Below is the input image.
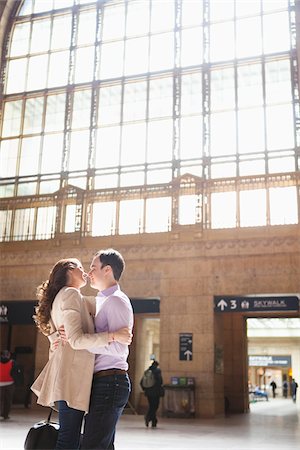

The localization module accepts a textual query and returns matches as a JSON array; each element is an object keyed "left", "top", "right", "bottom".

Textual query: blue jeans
[
  {"left": 55, "top": 400, "right": 84, "bottom": 449},
  {"left": 81, "top": 374, "right": 131, "bottom": 450}
]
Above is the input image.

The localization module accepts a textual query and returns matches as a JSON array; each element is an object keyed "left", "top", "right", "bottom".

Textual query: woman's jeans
[
  {"left": 55, "top": 400, "right": 84, "bottom": 449},
  {"left": 81, "top": 373, "right": 131, "bottom": 450}
]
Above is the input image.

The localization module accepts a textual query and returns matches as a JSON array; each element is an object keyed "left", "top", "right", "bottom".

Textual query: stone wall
[{"left": 1, "top": 225, "right": 300, "bottom": 417}]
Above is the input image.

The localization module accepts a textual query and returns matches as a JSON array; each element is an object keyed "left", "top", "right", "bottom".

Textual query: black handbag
[{"left": 24, "top": 408, "right": 59, "bottom": 450}]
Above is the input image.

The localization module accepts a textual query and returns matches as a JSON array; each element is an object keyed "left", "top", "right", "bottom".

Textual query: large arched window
[{"left": 0, "top": 0, "right": 299, "bottom": 240}]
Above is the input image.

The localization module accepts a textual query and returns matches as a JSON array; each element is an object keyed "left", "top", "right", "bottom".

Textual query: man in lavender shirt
[{"left": 81, "top": 248, "right": 134, "bottom": 450}]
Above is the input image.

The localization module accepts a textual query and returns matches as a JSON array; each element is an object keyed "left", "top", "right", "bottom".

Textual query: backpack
[{"left": 141, "top": 369, "right": 155, "bottom": 389}]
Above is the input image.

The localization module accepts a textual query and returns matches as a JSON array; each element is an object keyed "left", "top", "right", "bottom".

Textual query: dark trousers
[
  {"left": 55, "top": 400, "right": 84, "bottom": 449},
  {"left": 145, "top": 394, "right": 160, "bottom": 426},
  {"left": 0, "top": 384, "right": 14, "bottom": 419},
  {"left": 81, "top": 374, "right": 131, "bottom": 450}
]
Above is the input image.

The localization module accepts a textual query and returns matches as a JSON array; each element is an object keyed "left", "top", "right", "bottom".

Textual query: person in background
[
  {"left": 0, "top": 350, "right": 15, "bottom": 420},
  {"left": 282, "top": 379, "right": 289, "bottom": 398},
  {"left": 270, "top": 380, "right": 277, "bottom": 398},
  {"left": 140, "top": 360, "right": 164, "bottom": 428},
  {"left": 81, "top": 248, "right": 134, "bottom": 450},
  {"left": 31, "top": 258, "right": 132, "bottom": 450},
  {"left": 291, "top": 378, "right": 298, "bottom": 403}
]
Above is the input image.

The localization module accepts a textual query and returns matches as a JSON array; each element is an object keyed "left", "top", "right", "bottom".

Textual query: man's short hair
[{"left": 95, "top": 248, "right": 125, "bottom": 281}]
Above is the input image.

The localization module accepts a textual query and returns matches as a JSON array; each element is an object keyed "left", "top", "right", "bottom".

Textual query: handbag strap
[{"left": 46, "top": 408, "right": 53, "bottom": 423}]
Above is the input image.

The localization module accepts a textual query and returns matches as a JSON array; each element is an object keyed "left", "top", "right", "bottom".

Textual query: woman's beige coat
[{"left": 31, "top": 286, "right": 109, "bottom": 412}]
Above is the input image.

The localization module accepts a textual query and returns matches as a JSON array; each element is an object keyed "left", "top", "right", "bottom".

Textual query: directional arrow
[
  {"left": 217, "top": 299, "right": 228, "bottom": 311},
  {"left": 184, "top": 350, "right": 192, "bottom": 361}
]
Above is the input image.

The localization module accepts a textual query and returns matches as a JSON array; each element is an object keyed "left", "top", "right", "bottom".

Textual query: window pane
[
  {"left": 240, "top": 189, "right": 266, "bottom": 227},
  {"left": 211, "top": 68, "right": 235, "bottom": 111},
  {"left": 263, "top": 12, "right": 290, "bottom": 54},
  {"left": 94, "top": 173, "right": 118, "bottom": 189},
  {"left": 239, "top": 159, "right": 265, "bottom": 176},
  {"left": 99, "top": 41, "right": 124, "bottom": 79},
  {"left": 210, "top": 22, "right": 234, "bottom": 62},
  {"left": 33, "top": 0, "right": 53, "bottom": 14},
  {"left": 2, "top": 100, "right": 22, "bottom": 137},
  {"left": 147, "top": 119, "right": 173, "bottom": 163},
  {"left": 236, "top": 17, "right": 262, "bottom": 58},
  {"left": 0, "top": 185, "right": 15, "bottom": 198},
  {"left": 124, "top": 37, "right": 149, "bottom": 76},
  {"left": 151, "top": 0, "right": 174, "bottom": 32},
  {"left": 265, "top": 59, "right": 292, "bottom": 105},
  {"left": 41, "top": 133, "right": 64, "bottom": 174},
  {"left": 95, "top": 126, "right": 120, "bottom": 168},
  {"left": 181, "top": 72, "right": 202, "bottom": 115},
  {"left": 27, "top": 54, "right": 48, "bottom": 91},
  {"left": 266, "top": 104, "right": 294, "bottom": 150},
  {"left": 98, "top": 85, "right": 122, "bottom": 125},
  {"left": 210, "top": 0, "right": 234, "bottom": 22},
  {"left": 211, "top": 162, "right": 236, "bottom": 178},
  {"left": 268, "top": 156, "right": 295, "bottom": 173},
  {"left": 145, "top": 197, "right": 171, "bottom": 232},
  {"left": 19, "top": 0, "right": 33, "bottom": 16},
  {"left": 210, "top": 111, "right": 236, "bottom": 156},
  {"left": 30, "top": 19, "right": 51, "bottom": 53},
  {"left": 23, "top": 97, "right": 44, "bottom": 134},
  {"left": 102, "top": 3, "right": 125, "bottom": 41},
  {"left": 36, "top": 206, "right": 56, "bottom": 239},
  {"left": 77, "top": 11, "right": 96, "bottom": 45},
  {"left": 126, "top": 1, "right": 149, "bottom": 37},
  {"left": 181, "top": 27, "right": 203, "bottom": 67},
  {"left": 181, "top": 1, "right": 203, "bottom": 27},
  {"left": 72, "top": 90, "right": 92, "bottom": 129},
  {"left": 10, "top": 22, "right": 30, "bottom": 57},
  {"left": 121, "top": 123, "right": 146, "bottom": 165},
  {"left": 270, "top": 187, "right": 297, "bottom": 225},
  {"left": 150, "top": 32, "right": 174, "bottom": 72},
  {"left": 92, "top": 202, "right": 116, "bottom": 236},
  {"left": 236, "top": 0, "right": 261, "bottom": 17},
  {"left": 69, "top": 130, "right": 89, "bottom": 171},
  {"left": 19, "top": 136, "right": 41, "bottom": 176},
  {"left": 17, "top": 182, "right": 37, "bottom": 196},
  {"left": 238, "top": 108, "right": 265, "bottom": 154},
  {"left": 123, "top": 81, "right": 147, "bottom": 122},
  {"left": 146, "top": 169, "right": 172, "bottom": 184},
  {"left": 45, "top": 93, "right": 66, "bottom": 132},
  {"left": 120, "top": 171, "right": 144, "bottom": 187},
  {"left": 39, "top": 180, "right": 60, "bottom": 194},
  {"left": 211, "top": 192, "right": 236, "bottom": 228},
  {"left": 148, "top": 77, "right": 173, "bottom": 118},
  {"left": 48, "top": 51, "right": 69, "bottom": 88},
  {"left": 263, "top": 0, "right": 288, "bottom": 12},
  {"left": 13, "top": 208, "right": 35, "bottom": 240},
  {"left": 65, "top": 204, "right": 76, "bottom": 232},
  {"left": 51, "top": 15, "right": 72, "bottom": 50},
  {"left": 119, "top": 199, "right": 144, "bottom": 234},
  {"left": 6, "top": 58, "right": 27, "bottom": 94},
  {"left": 238, "top": 63, "right": 263, "bottom": 108},
  {"left": 0, "top": 210, "right": 12, "bottom": 242},
  {"left": 180, "top": 116, "right": 202, "bottom": 159},
  {"left": 0, "top": 139, "right": 19, "bottom": 178},
  {"left": 179, "top": 195, "right": 198, "bottom": 225},
  {"left": 74, "top": 46, "right": 95, "bottom": 83}
]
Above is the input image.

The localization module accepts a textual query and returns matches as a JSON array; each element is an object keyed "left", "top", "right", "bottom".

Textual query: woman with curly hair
[{"left": 31, "top": 258, "right": 132, "bottom": 450}]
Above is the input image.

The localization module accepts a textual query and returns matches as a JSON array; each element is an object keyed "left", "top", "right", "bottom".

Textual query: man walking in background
[{"left": 82, "top": 248, "right": 134, "bottom": 450}]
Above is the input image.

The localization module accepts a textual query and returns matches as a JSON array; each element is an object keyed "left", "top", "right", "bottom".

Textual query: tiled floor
[{"left": 1, "top": 398, "right": 299, "bottom": 449}]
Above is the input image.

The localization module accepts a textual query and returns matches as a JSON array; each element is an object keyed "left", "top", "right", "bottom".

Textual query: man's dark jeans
[
  {"left": 81, "top": 373, "right": 131, "bottom": 450},
  {"left": 55, "top": 400, "right": 84, "bottom": 449}
]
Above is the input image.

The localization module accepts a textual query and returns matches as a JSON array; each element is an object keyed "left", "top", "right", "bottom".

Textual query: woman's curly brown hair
[{"left": 33, "top": 259, "right": 78, "bottom": 335}]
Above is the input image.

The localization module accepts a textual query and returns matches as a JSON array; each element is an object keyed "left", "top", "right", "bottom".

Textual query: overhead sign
[
  {"left": 179, "top": 333, "right": 193, "bottom": 361},
  {"left": 214, "top": 295, "right": 299, "bottom": 313},
  {"left": 249, "top": 355, "right": 291, "bottom": 367}
]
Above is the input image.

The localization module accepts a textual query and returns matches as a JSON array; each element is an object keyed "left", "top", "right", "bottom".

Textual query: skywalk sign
[{"left": 214, "top": 295, "right": 299, "bottom": 313}]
